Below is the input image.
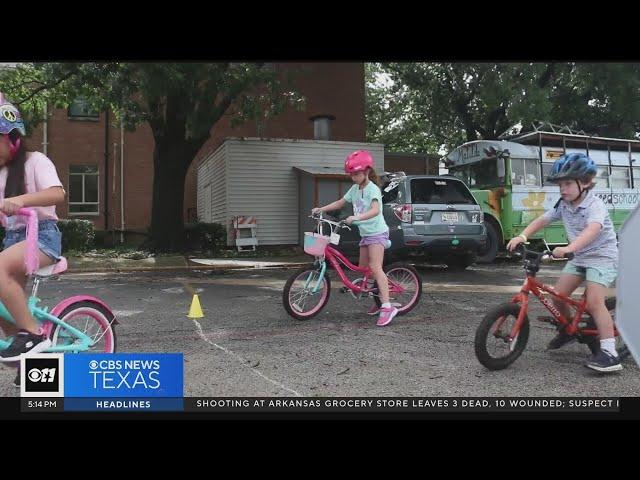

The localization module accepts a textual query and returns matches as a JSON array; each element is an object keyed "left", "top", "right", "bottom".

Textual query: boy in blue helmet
[{"left": 507, "top": 153, "right": 621, "bottom": 372}]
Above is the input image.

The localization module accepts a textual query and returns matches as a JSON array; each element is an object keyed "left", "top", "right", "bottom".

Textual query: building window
[
  {"left": 68, "top": 98, "right": 99, "bottom": 120},
  {"left": 69, "top": 165, "right": 99, "bottom": 215}
]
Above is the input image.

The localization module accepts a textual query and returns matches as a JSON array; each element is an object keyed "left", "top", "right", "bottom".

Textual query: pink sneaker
[
  {"left": 377, "top": 306, "right": 399, "bottom": 326},
  {"left": 367, "top": 305, "right": 381, "bottom": 316}
]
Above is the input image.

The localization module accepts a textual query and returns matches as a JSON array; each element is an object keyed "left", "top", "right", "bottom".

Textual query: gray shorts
[{"left": 562, "top": 262, "right": 617, "bottom": 288}]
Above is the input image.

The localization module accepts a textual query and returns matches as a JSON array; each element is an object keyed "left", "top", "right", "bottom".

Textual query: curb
[{"left": 66, "top": 262, "right": 309, "bottom": 274}]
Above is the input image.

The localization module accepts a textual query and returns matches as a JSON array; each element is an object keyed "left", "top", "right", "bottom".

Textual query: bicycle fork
[
  {"left": 304, "top": 261, "right": 327, "bottom": 294},
  {"left": 492, "top": 292, "right": 529, "bottom": 349}
]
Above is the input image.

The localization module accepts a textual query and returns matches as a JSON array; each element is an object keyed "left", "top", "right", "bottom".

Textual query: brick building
[{"left": 18, "top": 63, "right": 366, "bottom": 241}]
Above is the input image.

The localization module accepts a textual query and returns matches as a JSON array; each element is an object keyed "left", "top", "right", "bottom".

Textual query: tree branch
[
  {"left": 14, "top": 70, "right": 77, "bottom": 106},
  {"left": 537, "top": 63, "right": 556, "bottom": 88},
  {"left": 442, "top": 66, "right": 478, "bottom": 141}
]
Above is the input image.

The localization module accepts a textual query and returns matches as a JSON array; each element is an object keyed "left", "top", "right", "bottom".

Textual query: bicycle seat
[
  {"left": 384, "top": 240, "right": 392, "bottom": 250},
  {"left": 36, "top": 256, "right": 68, "bottom": 277}
]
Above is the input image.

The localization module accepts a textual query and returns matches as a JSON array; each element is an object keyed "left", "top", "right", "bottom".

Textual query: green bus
[{"left": 444, "top": 129, "right": 640, "bottom": 262}]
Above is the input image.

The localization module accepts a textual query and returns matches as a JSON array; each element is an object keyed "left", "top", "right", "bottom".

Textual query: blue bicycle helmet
[{"left": 546, "top": 153, "right": 597, "bottom": 183}]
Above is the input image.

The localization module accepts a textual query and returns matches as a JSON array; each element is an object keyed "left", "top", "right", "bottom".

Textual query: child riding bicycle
[
  {"left": 506, "top": 153, "right": 621, "bottom": 372},
  {"left": 311, "top": 150, "right": 398, "bottom": 326},
  {"left": 0, "top": 93, "right": 65, "bottom": 362}
]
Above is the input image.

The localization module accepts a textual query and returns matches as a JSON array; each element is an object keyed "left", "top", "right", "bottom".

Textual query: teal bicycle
[{"left": 0, "top": 208, "right": 117, "bottom": 355}]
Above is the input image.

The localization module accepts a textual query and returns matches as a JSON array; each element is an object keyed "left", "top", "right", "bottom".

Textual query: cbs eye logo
[{"left": 28, "top": 367, "right": 57, "bottom": 383}]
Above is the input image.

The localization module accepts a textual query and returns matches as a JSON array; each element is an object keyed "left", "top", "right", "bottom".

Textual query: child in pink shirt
[{"left": 0, "top": 93, "right": 66, "bottom": 363}]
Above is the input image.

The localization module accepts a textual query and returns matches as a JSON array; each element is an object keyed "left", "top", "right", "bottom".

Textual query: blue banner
[
  {"left": 64, "top": 398, "right": 184, "bottom": 412},
  {"left": 64, "top": 353, "right": 183, "bottom": 398}
]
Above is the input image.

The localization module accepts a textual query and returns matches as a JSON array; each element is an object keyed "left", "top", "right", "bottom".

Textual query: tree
[
  {"left": 543, "top": 63, "right": 640, "bottom": 138},
  {"left": 0, "top": 63, "right": 304, "bottom": 251},
  {"left": 366, "top": 62, "right": 640, "bottom": 153},
  {"left": 365, "top": 63, "right": 439, "bottom": 153}
]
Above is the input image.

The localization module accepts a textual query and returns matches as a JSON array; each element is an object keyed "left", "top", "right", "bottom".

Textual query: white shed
[{"left": 196, "top": 138, "right": 385, "bottom": 246}]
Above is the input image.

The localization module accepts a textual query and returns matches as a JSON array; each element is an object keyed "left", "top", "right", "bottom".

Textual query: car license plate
[{"left": 441, "top": 212, "right": 459, "bottom": 223}]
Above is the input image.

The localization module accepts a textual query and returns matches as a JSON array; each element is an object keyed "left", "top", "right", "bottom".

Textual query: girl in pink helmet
[
  {"left": 0, "top": 93, "right": 66, "bottom": 364},
  {"left": 312, "top": 150, "right": 398, "bottom": 326}
]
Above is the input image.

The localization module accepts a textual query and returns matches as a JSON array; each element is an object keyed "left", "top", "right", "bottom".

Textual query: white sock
[
  {"left": 600, "top": 338, "right": 617, "bottom": 357},
  {"left": 381, "top": 303, "right": 391, "bottom": 309}
]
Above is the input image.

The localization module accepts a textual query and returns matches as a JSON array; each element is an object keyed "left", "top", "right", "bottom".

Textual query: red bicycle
[
  {"left": 474, "top": 246, "right": 629, "bottom": 370},
  {"left": 282, "top": 212, "right": 422, "bottom": 320}
]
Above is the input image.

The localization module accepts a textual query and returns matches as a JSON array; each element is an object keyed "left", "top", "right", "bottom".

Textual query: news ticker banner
[
  {"left": 16, "top": 353, "right": 623, "bottom": 413},
  {"left": 20, "top": 396, "right": 622, "bottom": 413}
]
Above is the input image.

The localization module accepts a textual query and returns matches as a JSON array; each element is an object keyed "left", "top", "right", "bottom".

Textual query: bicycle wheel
[
  {"left": 50, "top": 301, "right": 117, "bottom": 353},
  {"left": 282, "top": 264, "right": 331, "bottom": 320},
  {"left": 373, "top": 262, "right": 422, "bottom": 315},
  {"left": 475, "top": 303, "right": 530, "bottom": 370}
]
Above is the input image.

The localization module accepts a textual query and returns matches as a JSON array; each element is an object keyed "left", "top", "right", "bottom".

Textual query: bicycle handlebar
[
  {"left": 0, "top": 207, "right": 36, "bottom": 229},
  {"left": 0, "top": 208, "right": 40, "bottom": 275},
  {"left": 515, "top": 244, "right": 574, "bottom": 261},
  {"left": 0, "top": 207, "right": 36, "bottom": 218},
  {"left": 310, "top": 211, "right": 351, "bottom": 231}
]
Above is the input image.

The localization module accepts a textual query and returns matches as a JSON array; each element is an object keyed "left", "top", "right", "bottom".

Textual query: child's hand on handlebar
[
  {"left": 345, "top": 215, "right": 358, "bottom": 225},
  {"left": 311, "top": 208, "right": 322, "bottom": 215},
  {"left": 506, "top": 236, "right": 525, "bottom": 252},
  {"left": 0, "top": 197, "right": 24, "bottom": 216},
  {"left": 552, "top": 246, "right": 572, "bottom": 259}
]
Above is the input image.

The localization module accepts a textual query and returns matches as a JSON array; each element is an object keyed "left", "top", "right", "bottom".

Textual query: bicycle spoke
[
  {"left": 290, "top": 288, "right": 312, "bottom": 305},
  {"left": 487, "top": 315, "right": 516, "bottom": 357},
  {"left": 53, "top": 310, "right": 113, "bottom": 353},
  {"left": 386, "top": 269, "right": 417, "bottom": 306}
]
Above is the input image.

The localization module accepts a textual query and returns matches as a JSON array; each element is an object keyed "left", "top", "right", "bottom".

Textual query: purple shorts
[{"left": 359, "top": 230, "right": 389, "bottom": 247}]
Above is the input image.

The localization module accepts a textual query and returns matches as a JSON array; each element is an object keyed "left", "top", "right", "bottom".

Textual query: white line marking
[{"left": 191, "top": 318, "right": 301, "bottom": 397}]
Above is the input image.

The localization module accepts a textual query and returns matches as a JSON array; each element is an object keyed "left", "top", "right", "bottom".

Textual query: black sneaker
[
  {"left": 585, "top": 350, "right": 623, "bottom": 373},
  {"left": 13, "top": 372, "right": 20, "bottom": 388},
  {"left": 0, "top": 330, "right": 52, "bottom": 362},
  {"left": 547, "top": 330, "right": 576, "bottom": 350}
]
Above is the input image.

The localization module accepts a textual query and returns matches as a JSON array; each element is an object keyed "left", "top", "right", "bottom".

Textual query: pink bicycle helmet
[{"left": 344, "top": 150, "right": 374, "bottom": 174}]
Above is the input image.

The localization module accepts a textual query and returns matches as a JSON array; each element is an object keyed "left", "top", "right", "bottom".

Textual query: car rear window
[
  {"left": 381, "top": 181, "right": 399, "bottom": 203},
  {"left": 410, "top": 178, "right": 476, "bottom": 204}
]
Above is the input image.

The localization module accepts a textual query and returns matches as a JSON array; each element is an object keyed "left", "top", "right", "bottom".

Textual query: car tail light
[
  {"left": 470, "top": 211, "right": 484, "bottom": 223},
  {"left": 393, "top": 204, "right": 412, "bottom": 223}
]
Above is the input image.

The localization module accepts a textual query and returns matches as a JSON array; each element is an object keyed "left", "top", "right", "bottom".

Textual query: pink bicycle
[{"left": 283, "top": 212, "right": 422, "bottom": 320}]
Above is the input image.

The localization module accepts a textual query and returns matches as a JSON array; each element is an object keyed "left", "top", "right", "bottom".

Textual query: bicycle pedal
[
  {"left": 578, "top": 320, "right": 596, "bottom": 329},
  {"left": 340, "top": 287, "right": 350, "bottom": 294},
  {"left": 578, "top": 315, "right": 598, "bottom": 329}
]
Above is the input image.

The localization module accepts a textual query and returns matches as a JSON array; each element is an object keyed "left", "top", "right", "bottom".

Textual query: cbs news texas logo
[{"left": 19, "top": 353, "right": 183, "bottom": 398}]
